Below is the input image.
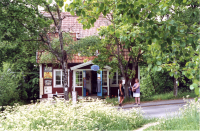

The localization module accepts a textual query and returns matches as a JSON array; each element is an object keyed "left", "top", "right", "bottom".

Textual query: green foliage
[
  {"left": 140, "top": 66, "right": 174, "bottom": 97},
  {"left": 68, "top": 0, "right": 200, "bottom": 98},
  {"left": 74, "top": 36, "right": 101, "bottom": 57},
  {"left": 143, "top": 1, "right": 200, "bottom": 95},
  {"left": 0, "top": 39, "right": 39, "bottom": 104},
  {"left": 0, "top": 65, "right": 19, "bottom": 106},
  {"left": 39, "top": 33, "right": 76, "bottom": 64},
  {"left": 0, "top": 0, "right": 51, "bottom": 42}
]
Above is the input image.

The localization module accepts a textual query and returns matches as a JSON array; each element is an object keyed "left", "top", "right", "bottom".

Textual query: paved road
[
  {"left": 121, "top": 99, "right": 194, "bottom": 118},
  {"left": 141, "top": 103, "right": 184, "bottom": 118}
]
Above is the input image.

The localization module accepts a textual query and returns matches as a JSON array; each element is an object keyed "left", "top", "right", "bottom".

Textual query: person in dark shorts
[{"left": 119, "top": 80, "right": 124, "bottom": 107}]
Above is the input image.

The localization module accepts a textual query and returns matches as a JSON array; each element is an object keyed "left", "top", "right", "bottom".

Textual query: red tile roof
[{"left": 37, "top": 12, "right": 111, "bottom": 64}]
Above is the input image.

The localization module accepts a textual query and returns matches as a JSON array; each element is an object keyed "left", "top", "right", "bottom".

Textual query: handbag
[{"left": 132, "top": 88, "right": 136, "bottom": 93}]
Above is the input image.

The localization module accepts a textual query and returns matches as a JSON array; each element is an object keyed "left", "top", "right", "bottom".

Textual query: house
[{"left": 37, "top": 12, "right": 140, "bottom": 99}]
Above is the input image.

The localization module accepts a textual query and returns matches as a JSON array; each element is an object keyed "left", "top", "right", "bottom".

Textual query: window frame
[
  {"left": 53, "top": 69, "right": 64, "bottom": 88},
  {"left": 75, "top": 71, "right": 83, "bottom": 87},
  {"left": 110, "top": 71, "right": 118, "bottom": 87},
  {"left": 102, "top": 70, "right": 108, "bottom": 87}
]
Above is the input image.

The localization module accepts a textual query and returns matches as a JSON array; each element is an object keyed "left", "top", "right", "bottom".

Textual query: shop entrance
[
  {"left": 91, "top": 71, "right": 97, "bottom": 94},
  {"left": 83, "top": 70, "right": 102, "bottom": 97}
]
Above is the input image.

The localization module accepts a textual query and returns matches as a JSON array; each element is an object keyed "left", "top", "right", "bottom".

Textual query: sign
[
  {"left": 40, "top": 78, "right": 43, "bottom": 95},
  {"left": 44, "top": 67, "right": 52, "bottom": 72},
  {"left": 44, "top": 67, "right": 52, "bottom": 79},
  {"left": 72, "top": 91, "right": 77, "bottom": 104},
  {"left": 44, "top": 86, "right": 52, "bottom": 94},
  {"left": 44, "top": 72, "right": 52, "bottom": 79},
  {"left": 45, "top": 80, "right": 52, "bottom": 86},
  {"left": 91, "top": 65, "right": 99, "bottom": 71}
]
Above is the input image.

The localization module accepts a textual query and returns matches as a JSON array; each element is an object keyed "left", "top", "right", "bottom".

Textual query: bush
[
  {"left": 0, "top": 99, "right": 148, "bottom": 130},
  {"left": 140, "top": 66, "right": 174, "bottom": 97},
  {"left": 0, "top": 71, "right": 19, "bottom": 106},
  {"left": 145, "top": 98, "right": 200, "bottom": 130}
]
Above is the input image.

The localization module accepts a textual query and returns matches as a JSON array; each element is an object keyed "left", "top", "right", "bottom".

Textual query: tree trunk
[
  {"left": 63, "top": 61, "right": 69, "bottom": 100},
  {"left": 124, "top": 79, "right": 131, "bottom": 98},
  {"left": 173, "top": 77, "right": 178, "bottom": 97}
]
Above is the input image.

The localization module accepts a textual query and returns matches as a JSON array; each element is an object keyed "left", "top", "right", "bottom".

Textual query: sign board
[
  {"left": 44, "top": 67, "right": 52, "bottom": 79},
  {"left": 44, "top": 86, "right": 52, "bottom": 94},
  {"left": 91, "top": 65, "right": 99, "bottom": 71},
  {"left": 40, "top": 78, "right": 43, "bottom": 95},
  {"left": 72, "top": 91, "right": 77, "bottom": 104},
  {"left": 45, "top": 80, "right": 52, "bottom": 86}
]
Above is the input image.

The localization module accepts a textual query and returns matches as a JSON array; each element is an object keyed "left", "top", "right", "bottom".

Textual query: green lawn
[{"left": 105, "top": 91, "right": 198, "bottom": 105}]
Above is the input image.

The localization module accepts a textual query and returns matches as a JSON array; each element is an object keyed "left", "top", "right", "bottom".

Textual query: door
[
  {"left": 97, "top": 71, "right": 102, "bottom": 96},
  {"left": 83, "top": 70, "right": 86, "bottom": 97}
]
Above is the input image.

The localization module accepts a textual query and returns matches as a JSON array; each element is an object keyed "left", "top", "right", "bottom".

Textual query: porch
[{"left": 71, "top": 61, "right": 111, "bottom": 97}]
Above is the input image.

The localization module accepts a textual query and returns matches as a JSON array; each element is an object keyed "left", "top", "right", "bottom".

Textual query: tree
[
  {"left": 0, "top": 39, "right": 40, "bottom": 103},
  {"left": 67, "top": 0, "right": 199, "bottom": 97},
  {"left": 144, "top": 0, "right": 200, "bottom": 96},
  {"left": 0, "top": 0, "right": 77, "bottom": 100},
  {"left": 0, "top": 63, "right": 20, "bottom": 107}
]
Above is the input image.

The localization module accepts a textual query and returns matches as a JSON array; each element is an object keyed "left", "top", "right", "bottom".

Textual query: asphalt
[{"left": 119, "top": 98, "right": 197, "bottom": 118}]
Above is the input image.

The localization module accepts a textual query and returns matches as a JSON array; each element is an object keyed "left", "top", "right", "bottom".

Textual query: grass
[
  {"left": 0, "top": 99, "right": 152, "bottom": 130},
  {"left": 106, "top": 91, "right": 198, "bottom": 105},
  {"left": 144, "top": 98, "right": 200, "bottom": 130}
]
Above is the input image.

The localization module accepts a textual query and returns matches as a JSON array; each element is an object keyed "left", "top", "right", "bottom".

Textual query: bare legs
[
  {"left": 135, "top": 97, "right": 137, "bottom": 104},
  {"left": 135, "top": 97, "right": 140, "bottom": 104},
  {"left": 138, "top": 97, "right": 140, "bottom": 104},
  {"left": 119, "top": 96, "right": 124, "bottom": 106}
]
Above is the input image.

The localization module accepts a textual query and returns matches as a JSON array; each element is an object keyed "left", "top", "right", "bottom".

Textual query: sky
[{"left": 38, "top": 0, "right": 72, "bottom": 11}]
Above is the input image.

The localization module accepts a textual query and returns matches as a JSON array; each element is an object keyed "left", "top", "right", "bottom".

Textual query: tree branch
[{"left": 46, "top": 5, "right": 58, "bottom": 27}]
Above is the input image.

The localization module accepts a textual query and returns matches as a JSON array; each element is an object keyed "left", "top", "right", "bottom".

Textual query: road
[
  {"left": 141, "top": 103, "right": 184, "bottom": 118},
  {"left": 121, "top": 99, "right": 192, "bottom": 118}
]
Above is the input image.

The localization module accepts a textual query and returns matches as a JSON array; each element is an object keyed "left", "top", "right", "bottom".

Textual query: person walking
[
  {"left": 132, "top": 78, "right": 140, "bottom": 105},
  {"left": 119, "top": 80, "right": 124, "bottom": 107}
]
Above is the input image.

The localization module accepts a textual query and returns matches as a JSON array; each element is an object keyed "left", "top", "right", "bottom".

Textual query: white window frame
[
  {"left": 102, "top": 70, "right": 108, "bottom": 87},
  {"left": 110, "top": 71, "right": 118, "bottom": 87},
  {"left": 75, "top": 70, "right": 83, "bottom": 87},
  {"left": 53, "top": 69, "right": 63, "bottom": 88}
]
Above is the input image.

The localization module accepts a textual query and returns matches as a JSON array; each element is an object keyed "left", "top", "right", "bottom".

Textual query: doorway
[{"left": 91, "top": 71, "right": 97, "bottom": 94}]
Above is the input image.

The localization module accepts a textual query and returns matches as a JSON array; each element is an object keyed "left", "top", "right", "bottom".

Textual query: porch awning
[{"left": 70, "top": 61, "right": 112, "bottom": 70}]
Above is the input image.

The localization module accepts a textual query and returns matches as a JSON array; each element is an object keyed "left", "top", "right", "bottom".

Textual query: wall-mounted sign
[
  {"left": 91, "top": 65, "right": 99, "bottom": 71},
  {"left": 40, "top": 78, "right": 43, "bottom": 95},
  {"left": 44, "top": 67, "right": 52, "bottom": 79},
  {"left": 44, "top": 67, "right": 52, "bottom": 72},
  {"left": 44, "top": 86, "right": 52, "bottom": 94},
  {"left": 45, "top": 80, "right": 52, "bottom": 86}
]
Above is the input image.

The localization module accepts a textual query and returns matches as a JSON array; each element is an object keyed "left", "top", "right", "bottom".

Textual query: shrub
[
  {"left": 140, "top": 66, "right": 174, "bottom": 97},
  {"left": 0, "top": 99, "right": 147, "bottom": 130},
  {"left": 0, "top": 71, "right": 19, "bottom": 106}
]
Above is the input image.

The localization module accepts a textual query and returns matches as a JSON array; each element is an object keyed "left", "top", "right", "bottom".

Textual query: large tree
[
  {"left": 0, "top": 0, "right": 77, "bottom": 100},
  {"left": 144, "top": 0, "right": 200, "bottom": 96},
  {"left": 67, "top": 0, "right": 199, "bottom": 97}
]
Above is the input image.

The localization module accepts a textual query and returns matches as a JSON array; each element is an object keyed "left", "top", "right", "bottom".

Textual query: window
[
  {"left": 111, "top": 71, "right": 118, "bottom": 86},
  {"left": 54, "top": 69, "right": 64, "bottom": 87},
  {"left": 102, "top": 71, "right": 107, "bottom": 86},
  {"left": 75, "top": 71, "right": 83, "bottom": 86}
]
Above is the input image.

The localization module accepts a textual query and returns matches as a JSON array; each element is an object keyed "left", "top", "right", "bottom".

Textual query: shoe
[
  {"left": 134, "top": 103, "right": 137, "bottom": 105},
  {"left": 119, "top": 103, "right": 121, "bottom": 107},
  {"left": 138, "top": 104, "right": 140, "bottom": 106}
]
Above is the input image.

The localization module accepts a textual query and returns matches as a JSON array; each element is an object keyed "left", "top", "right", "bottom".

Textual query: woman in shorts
[{"left": 132, "top": 78, "right": 140, "bottom": 105}]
